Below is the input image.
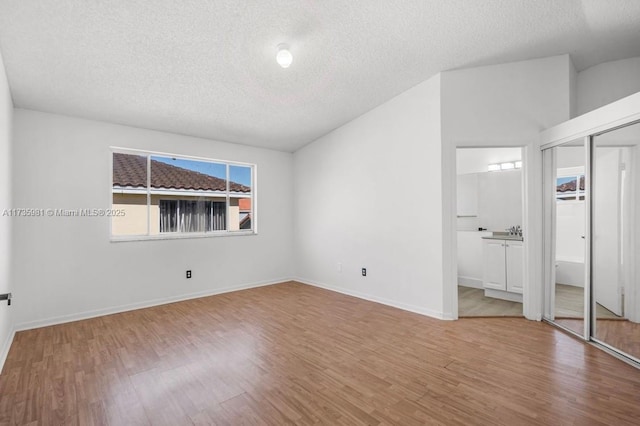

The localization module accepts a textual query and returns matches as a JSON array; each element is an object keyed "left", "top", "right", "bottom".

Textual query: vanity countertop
[{"left": 481, "top": 233, "right": 524, "bottom": 242}]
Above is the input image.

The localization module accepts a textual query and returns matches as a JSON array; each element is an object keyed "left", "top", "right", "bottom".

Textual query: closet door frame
[
  {"left": 540, "top": 93, "right": 640, "bottom": 366},
  {"left": 541, "top": 137, "right": 591, "bottom": 341}
]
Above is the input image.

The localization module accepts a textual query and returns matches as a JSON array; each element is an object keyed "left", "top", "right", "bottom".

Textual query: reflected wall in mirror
[
  {"left": 592, "top": 120, "right": 640, "bottom": 361},
  {"left": 549, "top": 141, "right": 587, "bottom": 336}
]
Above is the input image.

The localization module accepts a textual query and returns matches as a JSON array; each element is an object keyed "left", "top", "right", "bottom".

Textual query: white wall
[
  {"left": 569, "top": 57, "right": 577, "bottom": 119},
  {"left": 0, "top": 49, "right": 14, "bottom": 370},
  {"left": 456, "top": 147, "right": 521, "bottom": 175},
  {"left": 11, "top": 110, "right": 294, "bottom": 329},
  {"left": 456, "top": 173, "right": 478, "bottom": 218},
  {"left": 441, "top": 55, "right": 573, "bottom": 319},
  {"left": 293, "top": 75, "right": 444, "bottom": 318},
  {"left": 457, "top": 231, "right": 491, "bottom": 287},
  {"left": 556, "top": 202, "right": 585, "bottom": 264},
  {"left": 442, "top": 55, "right": 572, "bottom": 145},
  {"left": 556, "top": 146, "right": 585, "bottom": 168},
  {"left": 577, "top": 57, "right": 640, "bottom": 116}
]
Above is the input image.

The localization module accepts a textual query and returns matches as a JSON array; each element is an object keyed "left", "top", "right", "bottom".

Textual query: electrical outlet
[
  {"left": 337, "top": 263, "right": 342, "bottom": 272},
  {"left": 186, "top": 270, "right": 192, "bottom": 279},
  {"left": 362, "top": 268, "right": 367, "bottom": 277}
]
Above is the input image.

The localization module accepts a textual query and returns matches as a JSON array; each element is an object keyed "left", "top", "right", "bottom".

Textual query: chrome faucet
[{"left": 507, "top": 225, "right": 522, "bottom": 236}]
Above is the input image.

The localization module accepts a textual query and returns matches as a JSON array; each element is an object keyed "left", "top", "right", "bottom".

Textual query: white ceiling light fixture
[
  {"left": 500, "top": 162, "right": 515, "bottom": 170},
  {"left": 276, "top": 43, "right": 293, "bottom": 68},
  {"left": 488, "top": 161, "right": 521, "bottom": 172}
]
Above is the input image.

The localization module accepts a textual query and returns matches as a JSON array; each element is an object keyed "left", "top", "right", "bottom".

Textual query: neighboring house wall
[
  {"left": 576, "top": 57, "right": 640, "bottom": 116},
  {"left": 0, "top": 46, "right": 14, "bottom": 371},
  {"left": 112, "top": 193, "right": 147, "bottom": 235},
  {"left": 293, "top": 74, "right": 444, "bottom": 318},
  {"left": 11, "top": 109, "right": 293, "bottom": 329},
  {"left": 228, "top": 198, "right": 240, "bottom": 231}
]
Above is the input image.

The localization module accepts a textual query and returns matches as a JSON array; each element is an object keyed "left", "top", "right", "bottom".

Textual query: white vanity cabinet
[
  {"left": 505, "top": 241, "right": 523, "bottom": 293},
  {"left": 483, "top": 240, "right": 507, "bottom": 290},
  {"left": 482, "top": 238, "right": 523, "bottom": 296}
]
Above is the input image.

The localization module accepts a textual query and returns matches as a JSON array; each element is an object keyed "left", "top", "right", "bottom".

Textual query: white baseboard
[
  {"left": 0, "top": 326, "right": 16, "bottom": 374},
  {"left": 15, "top": 277, "right": 291, "bottom": 332},
  {"left": 440, "top": 311, "right": 456, "bottom": 320},
  {"left": 293, "top": 277, "right": 449, "bottom": 320},
  {"left": 458, "top": 276, "right": 483, "bottom": 289},
  {"left": 556, "top": 281, "right": 584, "bottom": 288}
]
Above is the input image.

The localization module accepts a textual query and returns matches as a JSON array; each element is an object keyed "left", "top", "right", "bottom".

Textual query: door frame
[
  {"left": 446, "top": 144, "right": 538, "bottom": 320},
  {"left": 541, "top": 137, "right": 592, "bottom": 340}
]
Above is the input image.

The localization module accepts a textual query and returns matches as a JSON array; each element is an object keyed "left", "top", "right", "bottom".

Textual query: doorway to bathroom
[{"left": 456, "top": 147, "right": 525, "bottom": 317}]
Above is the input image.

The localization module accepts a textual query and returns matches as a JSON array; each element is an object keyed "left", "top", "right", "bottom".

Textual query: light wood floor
[
  {"left": 2, "top": 282, "right": 640, "bottom": 425},
  {"left": 554, "top": 284, "right": 620, "bottom": 319},
  {"left": 457, "top": 287, "right": 523, "bottom": 317},
  {"left": 459, "top": 284, "right": 620, "bottom": 319},
  {"left": 553, "top": 284, "right": 624, "bottom": 336}
]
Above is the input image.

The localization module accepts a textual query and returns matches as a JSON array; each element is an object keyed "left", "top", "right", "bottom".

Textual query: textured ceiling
[{"left": 0, "top": 1, "right": 639, "bottom": 152}]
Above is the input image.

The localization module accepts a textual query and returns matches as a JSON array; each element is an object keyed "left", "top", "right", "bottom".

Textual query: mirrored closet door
[
  {"left": 592, "top": 121, "right": 640, "bottom": 361},
  {"left": 543, "top": 120, "right": 640, "bottom": 364},
  {"left": 543, "top": 139, "right": 588, "bottom": 337}
]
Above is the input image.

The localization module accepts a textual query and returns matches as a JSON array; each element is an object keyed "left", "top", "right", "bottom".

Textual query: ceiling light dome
[{"left": 276, "top": 43, "right": 293, "bottom": 68}]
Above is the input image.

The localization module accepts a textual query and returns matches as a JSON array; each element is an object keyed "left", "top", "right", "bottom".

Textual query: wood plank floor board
[{"left": 1, "top": 281, "right": 640, "bottom": 425}]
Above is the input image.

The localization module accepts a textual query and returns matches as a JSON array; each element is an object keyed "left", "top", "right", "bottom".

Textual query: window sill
[{"left": 110, "top": 230, "right": 257, "bottom": 243}]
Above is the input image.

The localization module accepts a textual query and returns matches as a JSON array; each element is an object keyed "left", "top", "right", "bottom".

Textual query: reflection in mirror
[
  {"left": 592, "top": 120, "right": 640, "bottom": 361},
  {"left": 550, "top": 141, "right": 587, "bottom": 336}
]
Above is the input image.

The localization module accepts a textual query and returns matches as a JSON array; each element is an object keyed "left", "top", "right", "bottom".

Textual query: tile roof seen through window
[{"left": 113, "top": 153, "right": 250, "bottom": 192}]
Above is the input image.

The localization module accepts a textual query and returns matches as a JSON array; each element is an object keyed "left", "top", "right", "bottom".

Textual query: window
[{"left": 111, "top": 149, "right": 255, "bottom": 240}]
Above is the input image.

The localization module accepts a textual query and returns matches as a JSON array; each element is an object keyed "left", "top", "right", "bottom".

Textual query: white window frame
[{"left": 110, "top": 147, "right": 257, "bottom": 242}]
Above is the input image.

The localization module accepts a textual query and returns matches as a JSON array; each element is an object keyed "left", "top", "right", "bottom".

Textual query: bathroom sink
[{"left": 481, "top": 232, "right": 524, "bottom": 241}]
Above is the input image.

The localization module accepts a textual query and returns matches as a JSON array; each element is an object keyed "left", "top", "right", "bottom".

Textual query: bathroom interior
[{"left": 456, "top": 147, "right": 525, "bottom": 317}]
